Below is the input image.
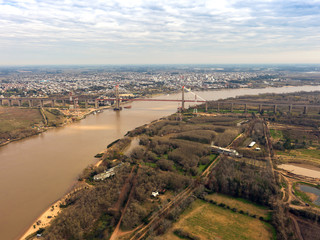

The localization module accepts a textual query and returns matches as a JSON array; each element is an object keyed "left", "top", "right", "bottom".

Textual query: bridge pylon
[
  {"left": 114, "top": 85, "right": 122, "bottom": 111},
  {"left": 181, "top": 86, "right": 185, "bottom": 111}
]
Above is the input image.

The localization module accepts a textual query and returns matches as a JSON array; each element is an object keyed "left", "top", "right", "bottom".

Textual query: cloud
[{"left": 0, "top": 0, "right": 319, "bottom": 64}]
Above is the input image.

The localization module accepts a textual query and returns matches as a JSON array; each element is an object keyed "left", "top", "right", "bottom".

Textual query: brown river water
[{"left": 1, "top": 85, "right": 320, "bottom": 240}]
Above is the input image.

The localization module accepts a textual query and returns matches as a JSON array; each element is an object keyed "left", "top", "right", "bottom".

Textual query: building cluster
[
  {"left": 211, "top": 145, "right": 241, "bottom": 157},
  {"left": 0, "top": 66, "right": 289, "bottom": 99}
]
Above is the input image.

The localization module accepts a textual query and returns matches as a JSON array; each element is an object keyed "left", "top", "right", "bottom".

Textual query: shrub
[{"left": 174, "top": 228, "right": 200, "bottom": 240}]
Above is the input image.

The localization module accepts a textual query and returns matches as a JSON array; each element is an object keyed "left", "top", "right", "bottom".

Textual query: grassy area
[
  {"left": 0, "top": 107, "right": 45, "bottom": 144},
  {"left": 299, "top": 148, "right": 320, "bottom": 159},
  {"left": 143, "top": 162, "right": 157, "bottom": 168},
  {"left": 292, "top": 182, "right": 313, "bottom": 203},
  {"left": 198, "top": 164, "right": 207, "bottom": 172},
  {"left": 198, "top": 154, "right": 218, "bottom": 172},
  {"left": 205, "top": 193, "right": 271, "bottom": 220},
  {"left": 160, "top": 199, "right": 274, "bottom": 240},
  {"left": 275, "top": 150, "right": 291, "bottom": 156},
  {"left": 269, "top": 129, "right": 283, "bottom": 140},
  {"left": 43, "top": 109, "right": 65, "bottom": 126},
  {"left": 276, "top": 148, "right": 320, "bottom": 167},
  {"left": 0, "top": 107, "right": 43, "bottom": 132}
]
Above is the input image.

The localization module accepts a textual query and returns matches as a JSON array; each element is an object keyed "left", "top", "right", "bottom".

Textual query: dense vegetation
[
  {"left": 44, "top": 166, "right": 132, "bottom": 239},
  {"left": 42, "top": 115, "right": 246, "bottom": 239},
  {"left": 206, "top": 157, "right": 276, "bottom": 206},
  {"left": 39, "top": 109, "right": 317, "bottom": 240}
]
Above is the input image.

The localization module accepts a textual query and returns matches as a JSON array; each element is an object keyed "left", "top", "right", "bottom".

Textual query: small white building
[
  {"left": 93, "top": 163, "right": 124, "bottom": 181},
  {"left": 248, "top": 141, "right": 256, "bottom": 148},
  {"left": 93, "top": 170, "right": 115, "bottom": 181},
  {"left": 151, "top": 191, "right": 159, "bottom": 197},
  {"left": 211, "top": 145, "right": 240, "bottom": 157}
]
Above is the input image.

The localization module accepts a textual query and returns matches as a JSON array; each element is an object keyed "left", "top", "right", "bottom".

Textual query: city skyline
[{"left": 1, "top": 0, "right": 320, "bottom": 65}]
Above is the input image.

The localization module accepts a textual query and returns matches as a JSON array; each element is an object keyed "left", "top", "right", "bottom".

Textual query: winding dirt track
[
  {"left": 109, "top": 166, "right": 138, "bottom": 240},
  {"left": 132, "top": 187, "right": 195, "bottom": 240},
  {"left": 128, "top": 152, "right": 221, "bottom": 240}
]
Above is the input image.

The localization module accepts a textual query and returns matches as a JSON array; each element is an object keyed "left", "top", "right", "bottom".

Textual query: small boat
[{"left": 124, "top": 105, "right": 132, "bottom": 109}]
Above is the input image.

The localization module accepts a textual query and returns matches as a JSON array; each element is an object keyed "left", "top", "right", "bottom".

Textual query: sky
[{"left": 0, "top": 0, "right": 320, "bottom": 65}]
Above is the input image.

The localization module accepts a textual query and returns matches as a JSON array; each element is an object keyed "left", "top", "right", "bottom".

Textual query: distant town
[{"left": 1, "top": 64, "right": 320, "bottom": 99}]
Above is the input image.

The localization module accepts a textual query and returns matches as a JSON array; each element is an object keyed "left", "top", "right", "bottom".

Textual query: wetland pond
[{"left": 298, "top": 184, "right": 320, "bottom": 206}]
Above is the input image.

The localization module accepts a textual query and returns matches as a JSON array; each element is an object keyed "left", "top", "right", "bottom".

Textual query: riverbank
[
  {"left": 0, "top": 106, "right": 113, "bottom": 148},
  {"left": 19, "top": 148, "right": 108, "bottom": 239},
  {"left": 20, "top": 181, "right": 91, "bottom": 240},
  {"left": 2, "top": 84, "right": 320, "bottom": 149},
  {"left": 20, "top": 199, "right": 63, "bottom": 240}
]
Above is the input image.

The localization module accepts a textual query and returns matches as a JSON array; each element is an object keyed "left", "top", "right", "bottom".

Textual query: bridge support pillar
[
  {"left": 18, "top": 99, "right": 22, "bottom": 107},
  {"left": 303, "top": 106, "right": 308, "bottom": 114},
  {"left": 40, "top": 99, "right": 44, "bottom": 108},
  {"left": 273, "top": 104, "right": 277, "bottom": 113},
  {"left": 95, "top": 99, "right": 99, "bottom": 108},
  {"left": 51, "top": 99, "right": 55, "bottom": 107},
  {"left": 8, "top": 99, "right": 12, "bottom": 107},
  {"left": 230, "top": 103, "right": 233, "bottom": 112},
  {"left": 244, "top": 104, "right": 247, "bottom": 113},
  {"left": 0, "top": 99, "right": 2, "bottom": 106},
  {"left": 114, "top": 85, "right": 122, "bottom": 110},
  {"left": 85, "top": 100, "right": 88, "bottom": 108},
  {"left": 259, "top": 104, "right": 262, "bottom": 113},
  {"left": 205, "top": 102, "right": 208, "bottom": 112},
  {"left": 63, "top": 100, "right": 66, "bottom": 107},
  {"left": 181, "top": 86, "right": 185, "bottom": 111},
  {"left": 289, "top": 105, "right": 292, "bottom": 113},
  {"left": 28, "top": 100, "right": 33, "bottom": 107},
  {"left": 217, "top": 102, "right": 220, "bottom": 112}
]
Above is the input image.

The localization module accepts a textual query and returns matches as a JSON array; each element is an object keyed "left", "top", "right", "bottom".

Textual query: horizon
[{"left": 0, "top": 63, "right": 320, "bottom": 68}]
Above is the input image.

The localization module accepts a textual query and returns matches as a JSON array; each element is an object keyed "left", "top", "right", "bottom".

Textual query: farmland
[
  {"left": 0, "top": 106, "right": 91, "bottom": 146},
  {"left": 160, "top": 199, "right": 274, "bottom": 240},
  {"left": 0, "top": 107, "right": 43, "bottom": 145},
  {"left": 205, "top": 193, "right": 271, "bottom": 220}
]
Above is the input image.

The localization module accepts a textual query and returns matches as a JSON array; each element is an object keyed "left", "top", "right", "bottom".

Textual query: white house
[{"left": 248, "top": 141, "right": 256, "bottom": 148}]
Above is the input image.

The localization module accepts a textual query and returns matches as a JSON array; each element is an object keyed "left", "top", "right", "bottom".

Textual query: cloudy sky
[{"left": 0, "top": 0, "right": 319, "bottom": 65}]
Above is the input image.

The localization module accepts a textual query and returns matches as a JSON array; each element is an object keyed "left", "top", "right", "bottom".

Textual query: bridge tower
[
  {"left": 181, "top": 86, "right": 185, "bottom": 111},
  {"left": 193, "top": 94, "right": 198, "bottom": 114},
  {"left": 114, "top": 85, "right": 122, "bottom": 111}
]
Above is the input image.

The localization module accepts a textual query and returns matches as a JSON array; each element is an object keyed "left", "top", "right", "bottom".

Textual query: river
[{"left": 1, "top": 85, "right": 320, "bottom": 240}]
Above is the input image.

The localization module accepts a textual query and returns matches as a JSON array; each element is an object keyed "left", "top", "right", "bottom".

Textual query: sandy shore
[
  {"left": 19, "top": 198, "right": 64, "bottom": 240},
  {"left": 19, "top": 181, "right": 91, "bottom": 240},
  {"left": 19, "top": 154, "right": 105, "bottom": 240}
]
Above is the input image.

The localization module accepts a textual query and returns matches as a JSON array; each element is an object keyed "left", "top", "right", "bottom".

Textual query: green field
[
  {"left": 198, "top": 154, "right": 217, "bottom": 172},
  {"left": 160, "top": 199, "right": 274, "bottom": 240},
  {"left": 43, "top": 109, "right": 65, "bottom": 126},
  {"left": 205, "top": 193, "right": 271, "bottom": 220},
  {"left": 269, "top": 129, "right": 283, "bottom": 140},
  {"left": 299, "top": 148, "right": 320, "bottom": 159},
  {"left": 0, "top": 107, "right": 43, "bottom": 132},
  {"left": 276, "top": 148, "right": 320, "bottom": 167}
]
